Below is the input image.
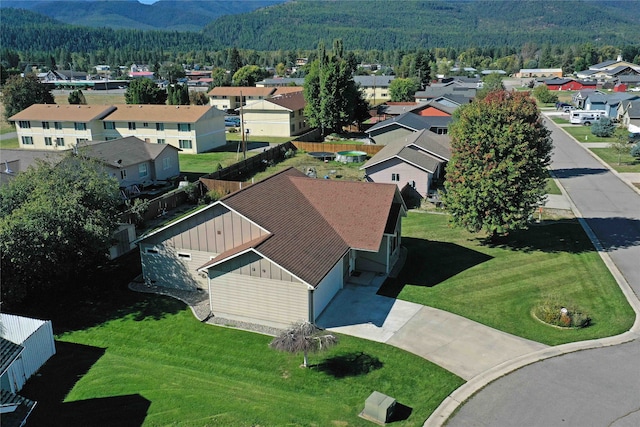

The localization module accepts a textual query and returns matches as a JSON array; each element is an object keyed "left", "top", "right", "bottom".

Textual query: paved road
[{"left": 447, "top": 117, "right": 640, "bottom": 426}]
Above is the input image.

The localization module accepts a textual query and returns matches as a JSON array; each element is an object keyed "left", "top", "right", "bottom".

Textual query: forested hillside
[
  {"left": 205, "top": 0, "right": 640, "bottom": 50},
  {"left": 0, "top": 0, "right": 283, "bottom": 32}
]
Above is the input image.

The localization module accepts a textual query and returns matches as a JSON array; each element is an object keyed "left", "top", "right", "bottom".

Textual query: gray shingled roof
[
  {"left": 368, "top": 111, "right": 451, "bottom": 133},
  {"left": 353, "top": 75, "right": 395, "bottom": 87},
  {"left": 80, "top": 136, "right": 179, "bottom": 169},
  {"left": 362, "top": 129, "right": 451, "bottom": 173},
  {"left": 0, "top": 337, "right": 23, "bottom": 375}
]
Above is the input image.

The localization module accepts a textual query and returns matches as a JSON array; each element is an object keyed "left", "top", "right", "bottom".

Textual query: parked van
[{"left": 570, "top": 110, "right": 606, "bottom": 125}]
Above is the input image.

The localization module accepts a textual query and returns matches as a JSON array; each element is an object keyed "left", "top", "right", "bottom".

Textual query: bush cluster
[{"left": 534, "top": 298, "right": 592, "bottom": 328}]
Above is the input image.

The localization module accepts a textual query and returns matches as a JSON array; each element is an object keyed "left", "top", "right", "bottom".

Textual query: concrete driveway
[{"left": 316, "top": 274, "right": 547, "bottom": 381}]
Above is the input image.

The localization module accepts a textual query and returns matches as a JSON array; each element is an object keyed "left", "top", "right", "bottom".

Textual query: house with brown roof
[
  {"left": 238, "top": 91, "right": 309, "bottom": 137},
  {"left": 136, "top": 167, "right": 406, "bottom": 329},
  {"left": 9, "top": 104, "right": 117, "bottom": 150},
  {"left": 207, "top": 86, "right": 276, "bottom": 111},
  {"left": 362, "top": 130, "right": 451, "bottom": 200}
]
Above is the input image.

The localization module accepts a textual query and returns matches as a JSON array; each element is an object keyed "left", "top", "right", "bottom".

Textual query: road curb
[{"left": 425, "top": 115, "right": 640, "bottom": 427}]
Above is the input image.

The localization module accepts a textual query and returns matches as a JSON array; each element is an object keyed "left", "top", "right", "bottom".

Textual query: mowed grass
[
  {"left": 545, "top": 177, "right": 562, "bottom": 195},
  {"left": 55, "top": 298, "right": 463, "bottom": 426},
  {"left": 53, "top": 91, "right": 126, "bottom": 105},
  {"left": 250, "top": 150, "right": 366, "bottom": 183},
  {"left": 179, "top": 149, "right": 258, "bottom": 174},
  {"left": 380, "top": 213, "right": 635, "bottom": 346},
  {"left": 562, "top": 125, "right": 618, "bottom": 143},
  {"left": 590, "top": 147, "right": 640, "bottom": 173}
]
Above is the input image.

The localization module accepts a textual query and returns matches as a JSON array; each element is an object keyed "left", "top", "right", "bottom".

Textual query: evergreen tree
[
  {"left": 444, "top": 91, "right": 552, "bottom": 240},
  {"left": 68, "top": 89, "right": 87, "bottom": 105}
]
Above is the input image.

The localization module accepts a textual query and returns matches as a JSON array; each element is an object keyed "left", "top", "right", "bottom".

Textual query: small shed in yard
[{"left": 1, "top": 314, "right": 55, "bottom": 427}]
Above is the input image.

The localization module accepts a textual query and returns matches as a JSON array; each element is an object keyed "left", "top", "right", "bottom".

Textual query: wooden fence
[
  {"left": 291, "top": 141, "right": 384, "bottom": 156},
  {"left": 200, "top": 141, "right": 297, "bottom": 182},
  {"left": 200, "top": 178, "right": 246, "bottom": 195},
  {"left": 121, "top": 187, "right": 189, "bottom": 224}
]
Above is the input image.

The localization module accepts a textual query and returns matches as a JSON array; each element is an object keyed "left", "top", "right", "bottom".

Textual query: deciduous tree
[
  {"left": 443, "top": 91, "right": 552, "bottom": 240},
  {"left": 269, "top": 322, "right": 338, "bottom": 368},
  {"left": 2, "top": 74, "right": 55, "bottom": 120},
  {"left": 0, "top": 155, "right": 121, "bottom": 306},
  {"left": 389, "top": 77, "right": 420, "bottom": 102},
  {"left": 125, "top": 77, "right": 167, "bottom": 104},
  {"left": 232, "top": 65, "right": 267, "bottom": 86},
  {"left": 532, "top": 84, "right": 558, "bottom": 104}
]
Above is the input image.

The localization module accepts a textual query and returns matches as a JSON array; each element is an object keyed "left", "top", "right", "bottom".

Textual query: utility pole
[{"left": 240, "top": 90, "right": 246, "bottom": 160}]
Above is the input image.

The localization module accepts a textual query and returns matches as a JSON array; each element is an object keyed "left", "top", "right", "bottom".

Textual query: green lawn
[
  {"left": 551, "top": 117, "right": 570, "bottom": 124},
  {"left": 545, "top": 177, "right": 562, "bottom": 195},
  {"left": 380, "top": 213, "right": 635, "bottom": 346},
  {"left": 0, "top": 137, "right": 19, "bottom": 149},
  {"left": 562, "top": 125, "right": 618, "bottom": 143},
  {"left": 52, "top": 297, "right": 462, "bottom": 426},
  {"left": 590, "top": 147, "right": 640, "bottom": 173},
  {"left": 225, "top": 132, "right": 292, "bottom": 145},
  {"left": 179, "top": 149, "right": 258, "bottom": 174}
]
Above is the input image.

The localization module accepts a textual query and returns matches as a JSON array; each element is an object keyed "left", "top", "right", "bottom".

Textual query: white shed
[{"left": 0, "top": 314, "right": 56, "bottom": 393}]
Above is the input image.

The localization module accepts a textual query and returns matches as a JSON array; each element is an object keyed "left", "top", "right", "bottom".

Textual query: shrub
[
  {"left": 533, "top": 296, "right": 592, "bottom": 328},
  {"left": 532, "top": 85, "right": 558, "bottom": 104},
  {"left": 591, "top": 117, "right": 615, "bottom": 137},
  {"left": 631, "top": 142, "right": 640, "bottom": 159}
]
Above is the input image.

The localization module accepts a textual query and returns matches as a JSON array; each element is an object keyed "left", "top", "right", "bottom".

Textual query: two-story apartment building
[
  {"left": 102, "top": 104, "right": 225, "bottom": 153},
  {"left": 238, "top": 92, "right": 309, "bottom": 137},
  {"left": 9, "top": 104, "right": 117, "bottom": 150},
  {"left": 11, "top": 104, "right": 225, "bottom": 154},
  {"left": 208, "top": 87, "right": 277, "bottom": 111}
]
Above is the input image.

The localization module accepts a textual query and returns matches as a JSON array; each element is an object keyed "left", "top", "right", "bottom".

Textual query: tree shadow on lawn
[
  {"left": 8, "top": 250, "right": 186, "bottom": 335},
  {"left": 315, "top": 352, "right": 383, "bottom": 378},
  {"left": 378, "top": 237, "right": 493, "bottom": 298},
  {"left": 21, "top": 341, "right": 151, "bottom": 427},
  {"left": 483, "top": 217, "right": 640, "bottom": 253}
]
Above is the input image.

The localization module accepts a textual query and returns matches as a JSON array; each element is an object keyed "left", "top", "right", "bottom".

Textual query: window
[
  {"left": 55, "top": 137, "right": 64, "bottom": 146},
  {"left": 178, "top": 123, "right": 191, "bottom": 132},
  {"left": 21, "top": 136, "right": 33, "bottom": 145},
  {"left": 157, "top": 139, "right": 166, "bottom": 144},
  {"left": 120, "top": 170, "right": 127, "bottom": 180},
  {"left": 290, "top": 112, "right": 295, "bottom": 118},
  {"left": 103, "top": 121, "right": 115, "bottom": 130},
  {"left": 128, "top": 122, "right": 136, "bottom": 130},
  {"left": 179, "top": 139, "right": 192, "bottom": 149},
  {"left": 76, "top": 138, "right": 88, "bottom": 144},
  {"left": 177, "top": 252, "right": 191, "bottom": 260},
  {"left": 156, "top": 123, "right": 164, "bottom": 131},
  {"left": 145, "top": 248, "right": 159, "bottom": 255},
  {"left": 44, "top": 137, "right": 52, "bottom": 146},
  {"left": 391, "top": 173, "right": 400, "bottom": 182},
  {"left": 18, "top": 121, "right": 30, "bottom": 129},
  {"left": 138, "top": 163, "right": 148, "bottom": 178},
  {"left": 74, "top": 122, "right": 86, "bottom": 131},
  {"left": 162, "top": 157, "right": 171, "bottom": 170},
  {"left": 42, "top": 121, "right": 50, "bottom": 129},
  {"left": 143, "top": 122, "right": 149, "bottom": 127},
  {"left": 54, "top": 122, "right": 62, "bottom": 130}
]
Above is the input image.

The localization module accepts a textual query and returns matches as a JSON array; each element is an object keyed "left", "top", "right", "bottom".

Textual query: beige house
[
  {"left": 238, "top": 92, "right": 309, "bottom": 137},
  {"left": 207, "top": 86, "right": 276, "bottom": 111},
  {"left": 102, "top": 104, "right": 225, "bottom": 153},
  {"left": 9, "top": 104, "right": 116, "bottom": 150},
  {"left": 11, "top": 104, "right": 226, "bottom": 154},
  {"left": 137, "top": 167, "right": 406, "bottom": 329},
  {"left": 515, "top": 68, "right": 563, "bottom": 78}
]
